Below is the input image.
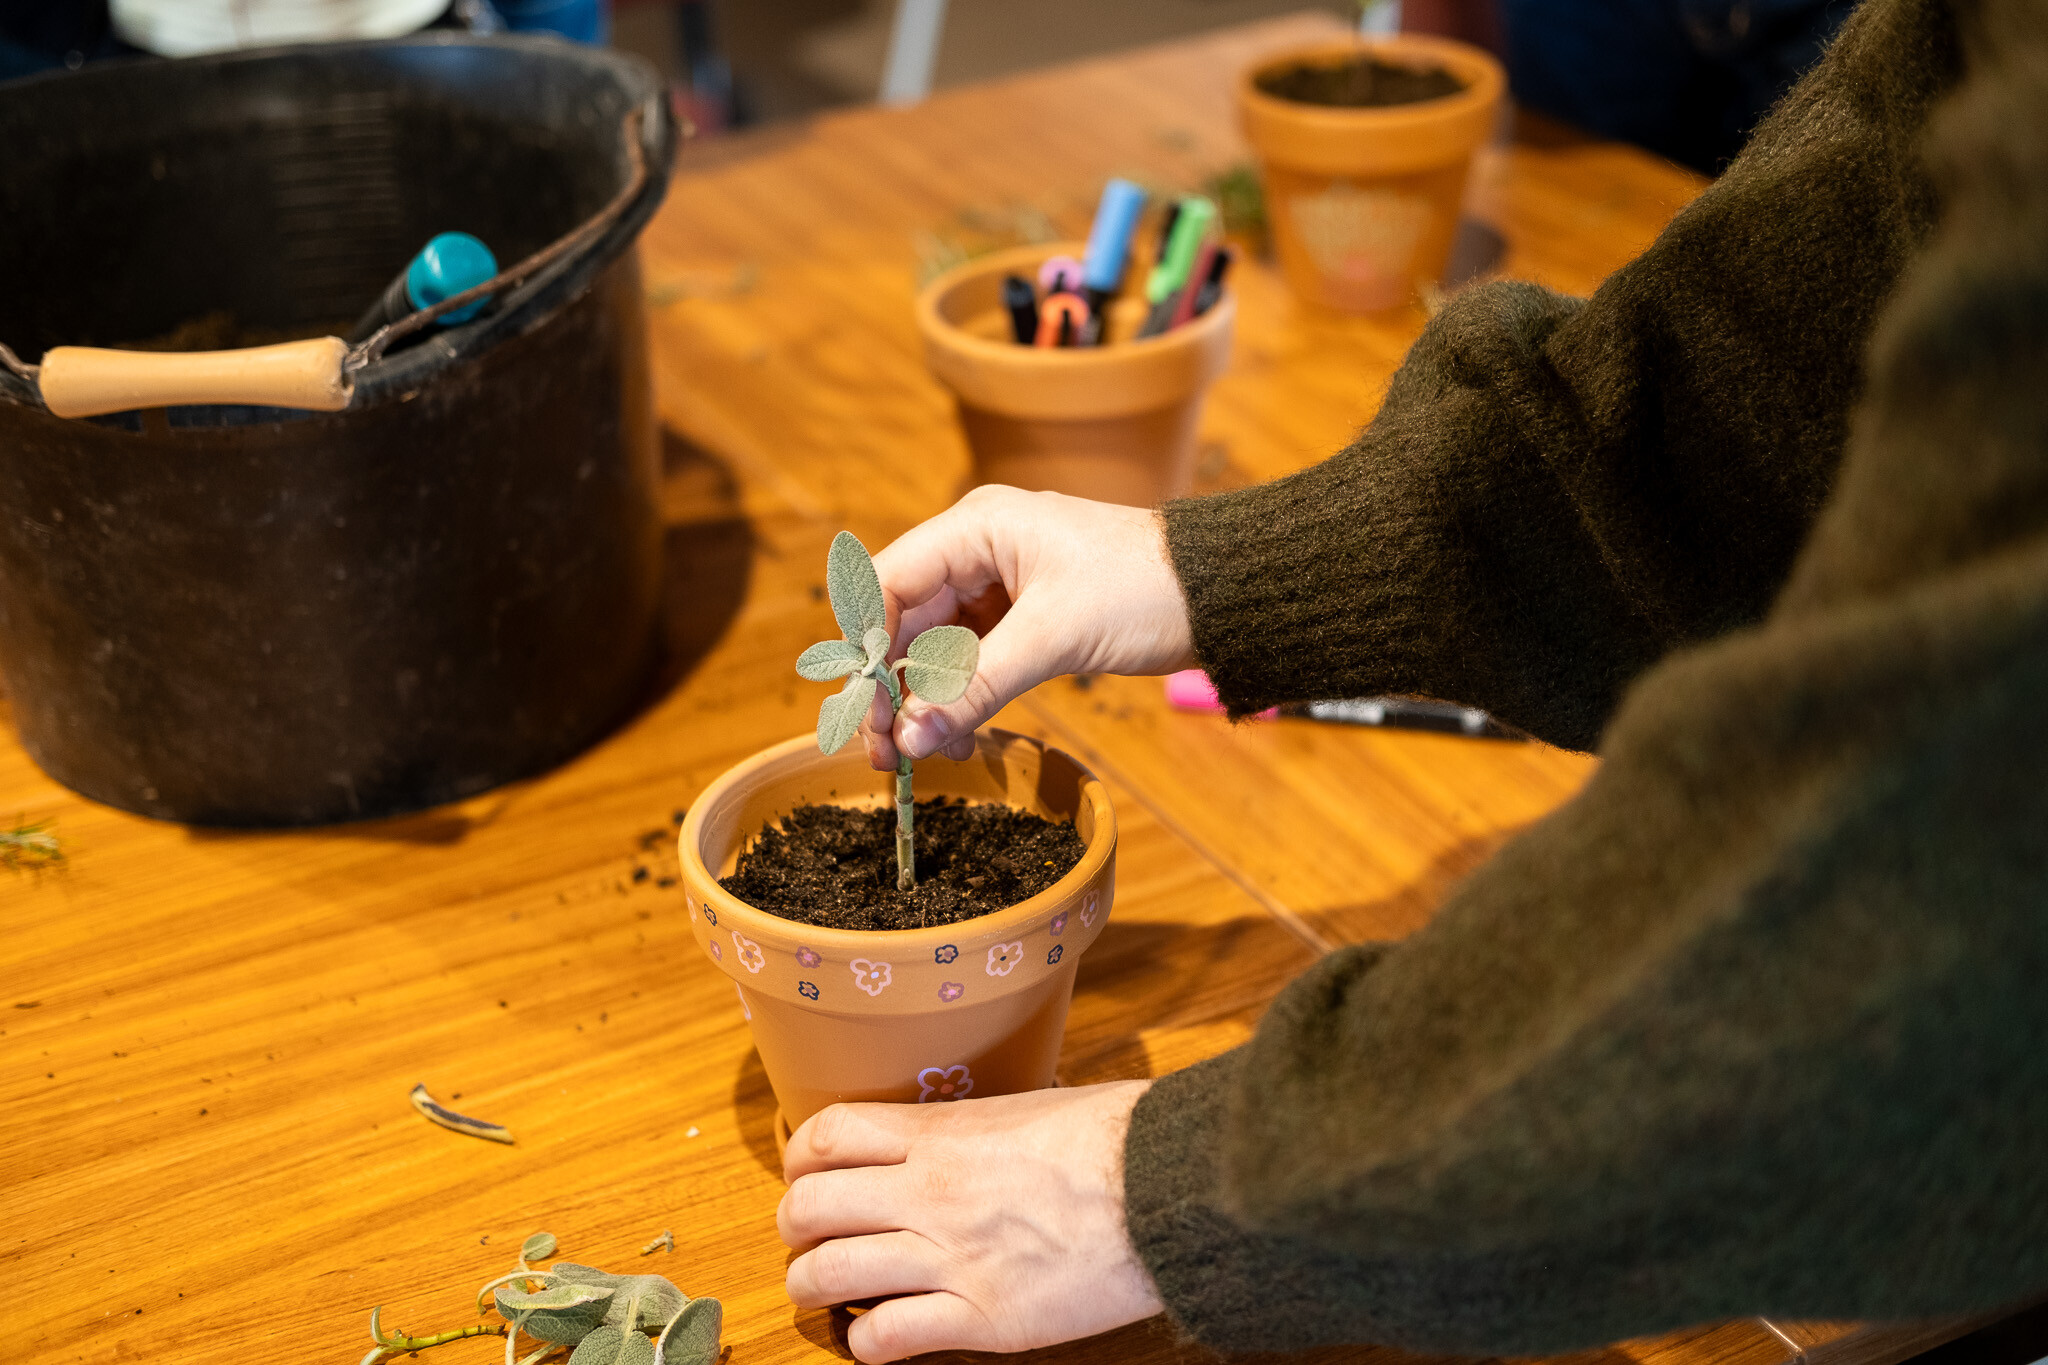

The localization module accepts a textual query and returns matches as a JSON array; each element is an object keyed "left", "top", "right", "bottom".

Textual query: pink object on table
[{"left": 1164, "top": 669, "right": 1278, "bottom": 718}]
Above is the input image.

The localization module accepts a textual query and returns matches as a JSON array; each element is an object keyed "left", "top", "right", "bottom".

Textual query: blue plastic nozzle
[{"left": 404, "top": 232, "right": 498, "bottom": 324}]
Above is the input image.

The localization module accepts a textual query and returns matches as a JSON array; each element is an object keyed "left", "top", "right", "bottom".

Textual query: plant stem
[
  {"left": 895, "top": 754, "right": 915, "bottom": 892},
  {"left": 373, "top": 1318, "right": 508, "bottom": 1353}
]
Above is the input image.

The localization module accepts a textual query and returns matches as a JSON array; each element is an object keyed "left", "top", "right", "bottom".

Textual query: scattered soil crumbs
[
  {"left": 721, "top": 797, "right": 1085, "bottom": 931},
  {"left": 1256, "top": 55, "right": 1465, "bottom": 107}
]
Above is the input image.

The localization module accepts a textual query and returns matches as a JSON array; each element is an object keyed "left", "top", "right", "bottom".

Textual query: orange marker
[{"left": 1035, "top": 292, "right": 1090, "bottom": 347}]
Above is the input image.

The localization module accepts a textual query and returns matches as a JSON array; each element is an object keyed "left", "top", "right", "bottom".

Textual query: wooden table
[{"left": 0, "top": 14, "right": 1991, "bottom": 1365}]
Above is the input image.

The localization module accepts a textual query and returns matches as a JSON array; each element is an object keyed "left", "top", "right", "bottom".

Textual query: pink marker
[
  {"left": 1037, "top": 254, "right": 1084, "bottom": 294},
  {"left": 1164, "top": 669, "right": 1277, "bottom": 718}
]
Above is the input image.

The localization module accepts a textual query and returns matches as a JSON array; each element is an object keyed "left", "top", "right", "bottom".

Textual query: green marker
[
  {"left": 1138, "top": 196, "right": 1216, "bottom": 336},
  {"left": 1146, "top": 196, "right": 1217, "bottom": 305}
]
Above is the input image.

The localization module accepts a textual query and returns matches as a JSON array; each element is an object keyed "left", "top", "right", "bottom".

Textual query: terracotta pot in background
[
  {"left": 1239, "top": 36, "right": 1504, "bottom": 312},
  {"left": 915, "top": 242, "right": 1234, "bottom": 507},
  {"left": 679, "top": 729, "right": 1118, "bottom": 1139}
]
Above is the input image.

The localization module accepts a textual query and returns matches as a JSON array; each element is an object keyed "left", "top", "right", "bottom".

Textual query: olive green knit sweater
[{"left": 1130, "top": 0, "right": 2048, "bottom": 1350}]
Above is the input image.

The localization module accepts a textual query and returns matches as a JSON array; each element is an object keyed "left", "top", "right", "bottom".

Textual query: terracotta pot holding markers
[
  {"left": 1239, "top": 35, "right": 1504, "bottom": 313},
  {"left": 915, "top": 242, "right": 1233, "bottom": 507},
  {"left": 679, "top": 728, "right": 1117, "bottom": 1142}
]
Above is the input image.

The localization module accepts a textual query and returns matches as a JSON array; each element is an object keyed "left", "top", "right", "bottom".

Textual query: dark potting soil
[
  {"left": 720, "top": 797, "right": 1085, "bottom": 931},
  {"left": 1256, "top": 54, "right": 1466, "bottom": 107}
]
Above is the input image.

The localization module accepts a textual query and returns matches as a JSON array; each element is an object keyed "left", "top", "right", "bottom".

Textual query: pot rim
[
  {"left": 1237, "top": 33, "right": 1506, "bottom": 137},
  {"left": 914, "top": 241, "right": 1235, "bottom": 373},
  {"left": 678, "top": 727, "right": 1117, "bottom": 952}
]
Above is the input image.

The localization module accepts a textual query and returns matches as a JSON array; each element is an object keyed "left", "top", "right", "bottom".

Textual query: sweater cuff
[
  {"left": 1160, "top": 454, "right": 1453, "bottom": 720},
  {"left": 1123, "top": 1049, "right": 1376, "bottom": 1354}
]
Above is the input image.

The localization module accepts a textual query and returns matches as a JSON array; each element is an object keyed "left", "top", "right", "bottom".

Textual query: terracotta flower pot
[
  {"left": 679, "top": 728, "right": 1117, "bottom": 1137},
  {"left": 915, "top": 242, "right": 1234, "bottom": 507},
  {"left": 1238, "top": 35, "right": 1504, "bottom": 313}
]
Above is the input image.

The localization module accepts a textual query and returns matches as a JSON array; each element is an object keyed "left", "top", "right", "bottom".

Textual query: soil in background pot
[
  {"left": 720, "top": 796, "right": 1085, "bottom": 931},
  {"left": 1256, "top": 54, "right": 1465, "bottom": 107}
]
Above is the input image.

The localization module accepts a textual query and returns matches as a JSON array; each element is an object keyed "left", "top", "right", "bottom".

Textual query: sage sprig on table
[
  {"left": 1, "top": 819, "right": 62, "bottom": 874},
  {"left": 362, "top": 1233, "right": 722, "bottom": 1365},
  {"left": 796, "top": 531, "right": 979, "bottom": 890}
]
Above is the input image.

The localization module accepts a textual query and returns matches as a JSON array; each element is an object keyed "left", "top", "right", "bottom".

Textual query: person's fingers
[
  {"left": 895, "top": 582, "right": 965, "bottom": 644},
  {"left": 859, "top": 678, "right": 899, "bottom": 771},
  {"left": 870, "top": 496, "right": 1004, "bottom": 622},
  {"left": 894, "top": 602, "right": 1063, "bottom": 760},
  {"left": 845, "top": 1291, "right": 989, "bottom": 1364},
  {"left": 784, "top": 1230, "right": 943, "bottom": 1309},
  {"left": 778, "top": 1165, "right": 918, "bottom": 1249},
  {"left": 940, "top": 732, "right": 976, "bottom": 762},
  {"left": 784, "top": 1102, "right": 919, "bottom": 1180}
]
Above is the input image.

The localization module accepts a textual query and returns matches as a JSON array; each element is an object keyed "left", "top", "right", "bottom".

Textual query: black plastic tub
[{"left": 0, "top": 35, "right": 677, "bottom": 825}]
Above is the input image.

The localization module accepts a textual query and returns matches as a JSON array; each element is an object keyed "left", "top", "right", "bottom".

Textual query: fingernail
[{"left": 900, "top": 711, "right": 950, "bottom": 759}]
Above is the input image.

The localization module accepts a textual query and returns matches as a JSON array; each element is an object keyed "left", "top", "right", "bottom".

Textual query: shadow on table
[
  {"left": 733, "top": 1041, "right": 784, "bottom": 1177},
  {"left": 651, "top": 427, "right": 754, "bottom": 700},
  {"left": 1444, "top": 217, "right": 1507, "bottom": 290}
]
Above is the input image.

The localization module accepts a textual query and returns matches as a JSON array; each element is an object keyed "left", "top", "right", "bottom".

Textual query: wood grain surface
[{"left": 0, "top": 14, "right": 1990, "bottom": 1365}]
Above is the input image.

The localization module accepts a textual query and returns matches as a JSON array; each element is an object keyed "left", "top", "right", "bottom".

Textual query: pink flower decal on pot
[
  {"left": 985, "top": 941, "right": 1022, "bottom": 976},
  {"left": 1046, "top": 943, "right": 1063, "bottom": 965},
  {"left": 798, "top": 981, "right": 820, "bottom": 1001},
  {"left": 734, "top": 982, "right": 751, "bottom": 1021},
  {"left": 795, "top": 946, "right": 822, "bottom": 968},
  {"left": 938, "top": 981, "right": 964, "bottom": 1002},
  {"left": 1080, "top": 890, "right": 1100, "bottom": 928},
  {"left": 732, "top": 931, "right": 766, "bottom": 974},
  {"left": 934, "top": 944, "right": 958, "bottom": 964},
  {"left": 849, "top": 958, "right": 893, "bottom": 996},
  {"left": 1048, "top": 911, "right": 1068, "bottom": 937},
  {"left": 709, "top": 940, "right": 723, "bottom": 962},
  {"left": 917, "top": 1064, "right": 973, "bottom": 1102}
]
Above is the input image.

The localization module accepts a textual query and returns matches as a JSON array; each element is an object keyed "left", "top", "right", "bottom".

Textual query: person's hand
[
  {"left": 859, "top": 487, "right": 1196, "bottom": 769},
  {"left": 778, "top": 1080, "right": 1163, "bottom": 1363}
]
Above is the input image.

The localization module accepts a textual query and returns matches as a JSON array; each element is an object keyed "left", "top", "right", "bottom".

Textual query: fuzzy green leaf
[
  {"left": 901, "top": 625, "right": 979, "bottom": 704},
  {"left": 862, "top": 626, "right": 891, "bottom": 668},
  {"left": 496, "top": 1283, "right": 615, "bottom": 1345},
  {"left": 497, "top": 1284, "right": 614, "bottom": 1315},
  {"left": 521, "top": 1232, "right": 558, "bottom": 1264},
  {"left": 657, "top": 1299, "right": 722, "bottom": 1365},
  {"left": 549, "top": 1265, "right": 625, "bottom": 1290},
  {"left": 795, "top": 639, "right": 864, "bottom": 681},
  {"left": 816, "top": 674, "right": 877, "bottom": 755},
  {"left": 566, "top": 1325, "right": 654, "bottom": 1365},
  {"left": 603, "top": 1276, "right": 685, "bottom": 1334},
  {"left": 827, "top": 532, "right": 888, "bottom": 643}
]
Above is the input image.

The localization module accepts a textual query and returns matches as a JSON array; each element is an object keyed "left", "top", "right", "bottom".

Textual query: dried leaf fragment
[
  {"left": 409, "top": 1083, "right": 514, "bottom": 1144},
  {"left": 640, "top": 1230, "right": 674, "bottom": 1256}
]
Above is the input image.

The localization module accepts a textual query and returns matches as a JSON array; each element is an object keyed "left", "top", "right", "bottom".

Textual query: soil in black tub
[
  {"left": 1256, "top": 54, "right": 1465, "bottom": 107},
  {"left": 720, "top": 796, "right": 1085, "bottom": 931}
]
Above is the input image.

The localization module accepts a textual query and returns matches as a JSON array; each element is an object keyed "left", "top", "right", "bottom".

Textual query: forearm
[{"left": 1165, "top": 0, "right": 1959, "bottom": 749}]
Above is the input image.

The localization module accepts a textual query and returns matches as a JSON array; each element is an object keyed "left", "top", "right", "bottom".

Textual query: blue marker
[
  {"left": 1080, "top": 178, "right": 1147, "bottom": 295},
  {"left": 347, "top": 232, "right": 499, "bottom": 344}
]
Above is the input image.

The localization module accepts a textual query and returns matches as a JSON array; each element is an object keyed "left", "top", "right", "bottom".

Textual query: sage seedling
[{"left": 796, "top": 531, "right": 978, "bottom": 890}]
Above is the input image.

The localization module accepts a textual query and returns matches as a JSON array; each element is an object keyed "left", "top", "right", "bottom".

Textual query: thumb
[{"left": 894, "top": 606, "right": 1059, "bottom": 760}]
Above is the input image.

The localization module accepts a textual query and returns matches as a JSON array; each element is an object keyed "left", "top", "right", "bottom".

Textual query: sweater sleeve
[
  {"left": 1124, "top": 0, "right": 2048, "bottom": 1352},
  {"left": 1162, "top": 0, "right": 1961, "bottom": 751}
]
